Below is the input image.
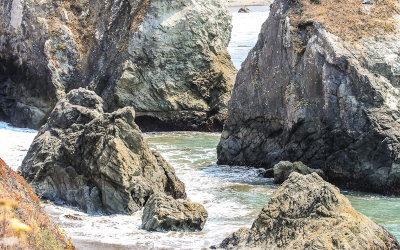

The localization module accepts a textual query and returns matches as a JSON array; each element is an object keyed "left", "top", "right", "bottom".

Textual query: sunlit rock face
[
  {"left": 20, "top": 89, "right": 186, "bottom": 214},
  {"left": 0, "top": 0, "right": 235, "bottom": 131},
  {"left": 219, "top": 173, "right": 400, "bottom": 249},
  {"left": 217, "top": 0, "right": 400, "bottom": 194},
  {"left": 115, "top": 0, "right": 237, "bottom": 132}
]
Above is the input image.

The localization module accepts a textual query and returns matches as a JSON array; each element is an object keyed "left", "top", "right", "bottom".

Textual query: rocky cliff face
[
  {"left": 115, "top": 0, "right": 236, "bottom": 131},
  {"left": 219, "top": 173, "right": 400, "bottom": 249},
  {"left": 19, "top": 88, "right": 186, "bottom": 214},
  {"left": 0, "top": 0, "right": 235, "bottom": 131},
  {"left": 0, "top": 0, "right": 147, "bottom": 128},
  {"left": 217, "top": 0, "right": 400, "bottom": 194}
]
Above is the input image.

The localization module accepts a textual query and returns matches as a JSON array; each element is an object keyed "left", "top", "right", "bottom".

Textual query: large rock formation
[
  {"left": 218, "top": 0, "right": 400, "bottom": 194},
  {"left": 19, "top": 88, "right": 186, "bottom": 214},
  {"left": 219, "top": 173, "right": 400, "bottom": 249},
  {"left": 142, "top": 192, "right": 208, "bottom": 232},
  {"left": 0, "top": 0, "right": 146, "bottom": 128},
  {"left": 115, "top": 0, "right": 236, "bottom": 132},
  {"left": 0, "top": 0, "right": 235, "bottom": 131}
]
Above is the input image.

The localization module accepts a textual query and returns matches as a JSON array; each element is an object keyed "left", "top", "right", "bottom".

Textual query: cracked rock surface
[
  {"left": 217, "top": 0, "right": 400, "bottom": 194},
  {"left": 0, "top": 0, "right": 235, "bottom": 131},
  {"left": 19, "top": 88, "right": 186, "bottom": 214},
  {"left": 219, "top": 173, "right": 400, "bottom": 249},
  {"left": 142, "top": 192, "right": 208, "bottom": 232}
]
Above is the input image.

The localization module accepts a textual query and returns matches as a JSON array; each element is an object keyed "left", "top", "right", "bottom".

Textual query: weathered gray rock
[
  {"left": 0, "top": 0, "right": 147, "bottom": 128},
  {"left": 116, "top": 0, "right": 236, "bottom": 132},
  {"left": 217, "top": 0, "right": 400, "bottom": 194},
  {"left": 19, "top": 88, "right": 186, "bottom": 214},
  {"left": 142, "top": 192, "right": 208, "bottom": 232},
  {"left": 219, "top": 172, "right": 400, "bottom": 249},
  {"left": 0, "top": 0, "right": 235, "bottom": 131},
  {"left": 271, "top": 161, "right": 325, "bottom": 184}
]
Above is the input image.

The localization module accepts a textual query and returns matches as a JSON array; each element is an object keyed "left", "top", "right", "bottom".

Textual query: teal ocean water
[
  {"left": 3, "top": 127, "right": 398, "bottom": 248},
  {"left": 146, "top": 132, "right": 400, "bottom": 242}
]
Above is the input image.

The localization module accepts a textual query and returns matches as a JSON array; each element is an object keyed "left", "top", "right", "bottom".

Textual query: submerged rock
[
  {"left": 219, "top": 172, "right": 400, "bottom": 249},
  {"left": 272, "top": 161, "right": 325, "bottom": 184},
  {"left": 0, "top": 0, "right": 235, "bottom": 131},
  {"left": 238, "top": 7, "right": 251, "bottom": 13},
  {"left": 217, "top": 0, "right": 400, "bottom": 194},
  {"left": 20, "top": 88, "right": 186, "bottom": 214},
  {"left": 142, "top": 193, "right": 208, "bottom": 232}
]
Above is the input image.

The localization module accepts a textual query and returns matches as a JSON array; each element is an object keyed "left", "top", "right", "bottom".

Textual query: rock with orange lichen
[
  {"left": 219, "top": 172, "right": 400, "bottom": 249},
  {"left": 0, "top": 158, "right": 74, "bottom": 249}
]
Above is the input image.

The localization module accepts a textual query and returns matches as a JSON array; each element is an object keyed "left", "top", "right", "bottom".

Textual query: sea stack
[
  {"left": 217, "top": 0, "right": 400, "bottom": 194},
  {"left": 19, "top": 89, "right": 187, "bottom": 214}
]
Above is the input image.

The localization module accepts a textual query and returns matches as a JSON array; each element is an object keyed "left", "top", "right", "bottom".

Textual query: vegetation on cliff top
[
  {"left": 0, "top": 158, "right": 74, "bottom": 249},
  {"left": 290, "top": 0, "right": 400, "bottom": 40}
]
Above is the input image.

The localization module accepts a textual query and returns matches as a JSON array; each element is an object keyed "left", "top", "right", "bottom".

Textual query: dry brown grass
[
  {"left": 289, "top": 0, "right": 400, "bottom": 40},
  {"left": 0, "top": 158, "right": 74, "bottom": 249}
]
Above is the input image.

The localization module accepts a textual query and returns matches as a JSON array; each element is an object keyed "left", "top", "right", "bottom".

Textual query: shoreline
[{"left": 228, "top": 0, "right": 272, "bottom": 7}]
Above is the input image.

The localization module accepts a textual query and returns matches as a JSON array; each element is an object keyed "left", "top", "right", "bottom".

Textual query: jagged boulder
[
  {"left": 19, "top": 88, "right": 186, "bottom": 214},
  {"left": 217, "top": 0, "right": 400, "bottom": 194},
  {"left": 266, "top": 161, "right": 325, "bottom": 183},
  {"left": 0, "top": 0, "right": 235, "bottom": 131},
  {"left": 142, "top": 193, "right": 208, "bottom": 232},
  {"left": 219, "top": 172, "right": 400, "bottom": 249}
]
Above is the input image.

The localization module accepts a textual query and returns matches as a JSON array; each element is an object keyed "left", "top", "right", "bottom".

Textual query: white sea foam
[{"left": 0, "top": 122, "right": 37, "bottom": 170}]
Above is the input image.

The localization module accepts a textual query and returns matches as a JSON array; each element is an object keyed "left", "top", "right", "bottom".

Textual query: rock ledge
[{"left": 219, "top": 172, "right": 400, "bottom": 249}]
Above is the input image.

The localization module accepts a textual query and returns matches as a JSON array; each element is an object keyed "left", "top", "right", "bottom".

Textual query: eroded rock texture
[
  {"left": 217, "top": 0, "right": 400, "bottom": 194},
  {"left": 142, "top": 192, "right": 208, "bottom": 232},
  {"left": 0, "top": 0, "right": 235, "bottom": 131},
  {"left": 116, "top": 0, "right": 236, "bottom": 131},
  {"left": 264, "top": 161, "right": 325, "bottom": 184},
  {"left": 19, "top": 88, "right": 186, "bottom": 214},
  {"left": 0, "top": 0, "right": 147, "bottom": 128},
  {"left": 219, "top": 173, "right": 400, "bottom": 249}
]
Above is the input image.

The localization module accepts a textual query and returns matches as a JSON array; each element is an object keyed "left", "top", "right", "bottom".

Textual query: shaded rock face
[
  {"left": 116, "top": 0, "right": 236, "bottom": 132},
  {"left": 19, "top": 88, "right": 186, "bottom": 214},
  {"left": 0, "top": 0, "right": 235, "bottom": 131},
  {"left": 142, "top": 193, "right": 208, "bottom": 232},
  {"left": 217, "top": 0, "right": 400, "bottom": 194},
  {"left": 269, "top": 161, "right": 325, "bottom": 184},
  {"left": 219, "top": 173, "right": 400, "bottom": 249},
  {"left": 0, "top": 0, "right": 148, "bottom": 128}
]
